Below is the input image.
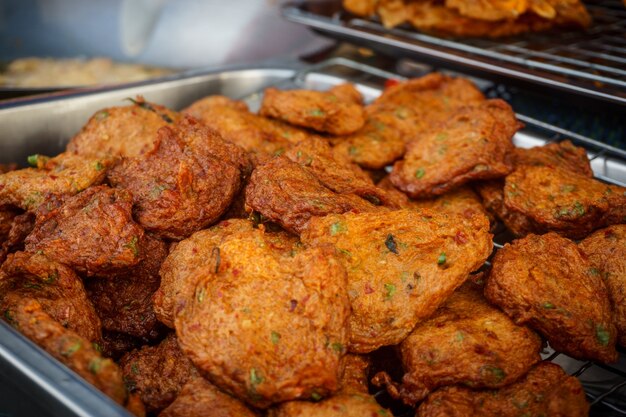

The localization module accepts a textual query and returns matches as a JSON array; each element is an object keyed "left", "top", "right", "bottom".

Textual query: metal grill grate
[
  {"left": 283, "top": 0, "right": 626, "bottom": 106},
  {"left": 245, "top": 57, "right": 626, "bottom": 416}
]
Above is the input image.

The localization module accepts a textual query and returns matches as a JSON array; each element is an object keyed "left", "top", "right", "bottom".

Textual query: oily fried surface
[
  {"left": 391, "top": 99, "right": 518, "bottom": 198},
  {"left": 284, "top": 137, "right": 399, "bottom": 207},
  {"left": 120, "top": 333, "right": 196, "bottom": 413},
  {"left": 101, "top": 331, "right": 143, "bottom": 360},
  {"left": 579, "top": 225, "right": 626, "bottom": 347},
  {"left": 85, "top": 234, "right": 167, "bottom": 340},
  {"left": 174, "top": 223, "right": 350, "bottom": 408},
  {"left": 503, "top": 165, "right": 625, "bottom": 239},
  {"left": 183, "top": 95, "right": 310, "bottom": 161},
  {"left": 24, "top": 186, "right": 144, "bottom": 276},
  {"left": 0, "top": 205, "right": 20, "bottom": 240},
  {"left": 267, "top": 354, "right": 389, "bottom": 417},
  {"left": 2, "top": 295, "right": 126, "bottom": 405},
  {"left": 0, "top": 211, "right": 34, "bottom": 264},
  {"left": 301, "top": 208, "right": 492, "bottom": 353},
  {"left": 446, "top": 0, "right": 529, "bottom": 21},
  {"left": 160, "top": 376, "right": 258, "bottom": 417},
  {"left": 475, "top": 140, "right": 593, "bottom": 236},
  {"left": 260, "top": 83, "right": 365, "bottom": 135},
  {"left": 108, "top": 117, "right": 249, "bottom": 240},
  {"left": 417, "top": 362, "right": 589, "bottom": 417},
  {"left": 0, "top": 252, "right": 101, "bottom": 342},
  {"left": 374, "top": 282, "right": 541, "bottom": 404},
  {"left": 154, "top": 219, "right": 296, "bottom": 328},
  {"left": 486, "top": 232, "right": 618, "bottom": 363},
  {"left": 512, "top": 140, "right": 593, "bottom": 177},
  {"left": 268, "top": 393, "right": 389, "bottom": 417},
  {"left": 333, "top": 73, "right": 485, "bottom": 169},
  {"left": 245, "top": 157, "right": 378, "bottom": 234},
  {"left": 0, "top": 152, "right": 111, "bottom": 211},
  {"left": 66, "top": 97, "right": 181, "bottom": 159},
  {"left": 412, "top": 186, "right": 489, "bottom": 220}
]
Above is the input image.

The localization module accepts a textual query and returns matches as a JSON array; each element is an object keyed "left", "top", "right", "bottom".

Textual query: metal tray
[
  {"left": 0, "top": 58, "right": 625, "bottom": 417},
  {"left": 282, "top": 0, "right": 626, "bottom": 108}
]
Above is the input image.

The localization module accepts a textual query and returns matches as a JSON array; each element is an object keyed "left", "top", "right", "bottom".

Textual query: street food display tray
[{"left": 0, "top": 58, "right": 624, "bottom": 417}]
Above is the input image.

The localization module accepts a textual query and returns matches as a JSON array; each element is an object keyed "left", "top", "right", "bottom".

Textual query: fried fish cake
[
  {"left": 373, "top": 282, "right": 541, "bottom": 405},
  {"left": 475, "top": 140, "right": 593, "bottom": 236},
  {"left": 0, "top": 211, "right": 34, "bottom": 264},
  {"left": 579, "top": 225, "right": 626, "bottom": 347},
  {"left": 390, "top": 99, "right": 519, "bottom": 199},
  {"left": 0, "top": 152, "right": 111, "bottom": 211},
  {"left": 120, "top": 333, "right": 196, "bottom": 413},
  {"left": 333, "top": 73, "right": 485, "bottom": 169},
  {"left": 86, "top": 234, "right": 167, "bottom": 341},
  {"left": 66, "top": 97, "right": 181, "bottom": 159},
  {"left": 512, "top": 140, "right": 593, "bottom": 176},
  {"left": 417, "top": 362, "right": 589, "bottom": 417},
  {"left": 160, "top": 376, "right": 259, "bottom": 417},
  {"left": 267, "top": 354, "right": 390, "bottom": 417},
  {"left": 413, "top": 186, "right": 489, "bottom": 220},
  {"left": 0, "top": 205, "right": 20, "bottom": 241},
  {"left": 0, "top": 251, "right": 101, "bottom": 342},
  {"left": 24, "top": 186, "right": 145, "bottom": 276},
  {"left": 245, "top": 157, "right": 379, "bottom": 234},
  {"left": 183, "top": 95, "right": 310, "bottom": 160},
  {"left": 175, "top": 225, "right": 350, "bottom": 408},
  {"left": 285, "top": 137, "right": 398, "bottom": 207},
  {"left": 301, "top": 208, "right": 492, "bottom": 353},
  {"left": 503, "top": 165, "right": 625, "bottom": 239},
  {"left": 446, "top": 0, "right": 529, "bottom": 21},
  {"left": 486, "top": 232, "right": 618, "bottom": 363},
  {"left": 2, "top": 295, "right": 126, "bottom": 405},
  {"left": 404, "top": 0, "right": 589, "bottom": 38},
  {"left": 260, "top": 83, "right": 365, "bottom": 135},
  {"left": 108, "top": 117, "right": 249, "bottom": 240},
  {"left": 154, "top": 219, "right": 297, "bottom": 328}
]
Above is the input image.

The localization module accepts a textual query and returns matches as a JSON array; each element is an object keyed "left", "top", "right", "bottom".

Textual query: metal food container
[{"left": 0, "top": 58, "right": 624, "bottom": 417}]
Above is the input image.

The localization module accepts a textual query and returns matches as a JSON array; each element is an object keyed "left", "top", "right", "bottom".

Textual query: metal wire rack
[
  {"left": 244, "top": 57, "right": 626, "bottom": 416},
  {"left": 282, "top": 0, "right": 626, "bottom": 106}
]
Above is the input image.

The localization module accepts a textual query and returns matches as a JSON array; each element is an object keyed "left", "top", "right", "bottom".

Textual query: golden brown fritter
[
  {"left": 579, "top": 225, "right": 626, "bottom": 347},
  {"left": 512, "top": 140, "right": 593, "bottom": 176},
  {"left": 0, "top": 251, "right": 101, "bottom": 342},
  {"left": 260, "top": 84, "right": 365, "bottom": 135},
  {"left": 108, "top": 117, "right": 249, "bottom": 240},
  {"left": 24, "top": 185, "right": 145, "bottom": 276},
  {"left": 413, "top": 186, "right": 489, "bottom": 220},
  {"left": 183, "top": 95, "right": 310, "bottom": 161},
  {"left": 245, "top": 157, "right": 379, "bottom": 234},
  {"left": 503, "top": 165, "right": 626, "bottom": 239},
  {"left": 475, "top": 140, "right": 593, "bottom": 236},
  {"left": 373, "top": 282, "right": 541, "bottom": 405},
  {"left": 154, "top": 219, "right": 297, "bottom": 328},
  {"left": 301, "top": 208, "right": 492, "bottom": 353},
  {"left": 174, "top": 222, "right": 350, "bottom": 408},
  {"left": 0, "top": 205, "right": 20, "bottom": 241},
  {"left": 101, "top": 331, "right": 143, "bottom": 360},
  {"left": 160, "top": 376, "right": 259, "bottom": 417},
  {"left": 486, "top": 232, "right": 618, "bottom": 363},
  {"left": 0, "top": 211, "right": 34, "bottom": 264},
  {"left": 284, "top": 137, "right": 399, "bottom": 207},
  {"left": 267, "top": 354, "right": 390, "bottom": 417},
  {"left": 120, "top": 333, "right": 196, "bottom": 413},
  {"left": 446, "top": 0, "right": 529, "bottom": 21},
  {"left": 2, "top": 295, "right": 127, "bottom": 405},
  {"left": 417, "top": 362, "right": 589, "bottom": 417},
  {"left": 404, "top": 0, "right": 589, "bottom": 38},
  {"left": 66, "top": 97, "right": 181, "bottom": 159},
  {"left": 390, "top": 99, "right": 519, "bottom": 199},
  {"left": 333, "top": 73, "right": 485, "bottom": 169},
  {"left": 85, "top": 234, "right": 167, "bottom": 341},
  {"left": 0, "top": 152, "right": 111, "bottom": 211}
]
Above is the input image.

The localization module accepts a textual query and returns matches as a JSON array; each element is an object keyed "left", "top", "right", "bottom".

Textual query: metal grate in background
[
  {"left": 247, "top": 58, "right": 626, "bottom": 416},
  {"left": 283, "top": 0, "right": 626, "bottom": 106}
]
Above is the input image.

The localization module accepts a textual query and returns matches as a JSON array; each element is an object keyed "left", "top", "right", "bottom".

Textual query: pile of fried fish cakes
[
  {"left": 1, "top": 74, "right": 624, "bottom": 417},
  {"left": 343, "top": 0, "right": 591, "bottom": 38}
]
